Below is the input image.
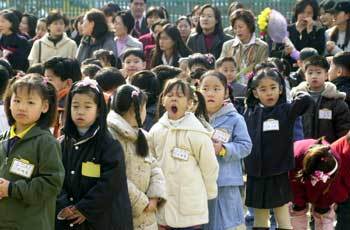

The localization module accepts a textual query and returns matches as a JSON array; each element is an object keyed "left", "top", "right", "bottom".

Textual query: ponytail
[
  {"left": 132, "top": 93, "right": 149, "bottom": 157},
  {"left": 193, "top": 91, "right": 209, "bottom": 122}
]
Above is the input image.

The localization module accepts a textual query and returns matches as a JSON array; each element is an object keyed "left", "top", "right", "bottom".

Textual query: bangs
[
  {"left": 163, "top": 80, "right": 190, "bottom": 97},
  {"left": 12, "top": 81, "right": 44, "bottom": 99}
]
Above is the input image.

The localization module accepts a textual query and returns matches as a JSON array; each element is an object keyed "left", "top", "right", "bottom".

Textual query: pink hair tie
[
  {"left": 76, "top": 78, "right": 100, "bottom": 92},
  {"left": 310, "top": 158, "right": 338, "bottom": 186},
  {"left": 131, "top": 90, "right": 140, "bottom": 98},
  {"left": 42, "top": 77, "right": 49, "bottom": 86}
]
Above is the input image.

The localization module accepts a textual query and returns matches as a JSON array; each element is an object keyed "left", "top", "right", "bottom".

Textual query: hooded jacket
[
  {"left": 291, "top": 81, "right": 350, "bottom": 143},
  {"left": 149, "top": 112, "right": 219, "bottom": 228}
]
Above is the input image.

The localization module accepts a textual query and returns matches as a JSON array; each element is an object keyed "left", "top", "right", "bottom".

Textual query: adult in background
[
  {"left": 129, "top": 0, "right": 149, "bottom": 38},
  {"left": 220, "top": 9, "right": 268, "bottom": 85},
  {"left": 187, "top": 4, "right": 233, "bottom": 59},
  {"left": 28, "top": 10, "right": 77, "bottom": 66},
  {"left": 223, "top": 1, "right": 244, "bottom": 37},
  {"left": 19, "top": 13, "right": 37, "bottom": 40},
  {"left": 0, "top": 10, "right": 30, "bottom": 72},
  {"left": 101, "top": 2, "right": 121, "bottom": 32},
  {"left": 287, "top": 0, "right": 325, "bottom": 56},
  {"left": 176, "top": 16, "right": 192, "bottom": 43},
  {"left": 76, "top": 9, "right": 117, "bottom": 63},
  {"left": 319, "top": 0, "right": 336, "bottom": 30}
]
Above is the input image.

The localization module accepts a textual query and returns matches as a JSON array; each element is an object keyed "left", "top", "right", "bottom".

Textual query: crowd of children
[{"left": 1, "top": 0, "right": 350, "bottom": 230}]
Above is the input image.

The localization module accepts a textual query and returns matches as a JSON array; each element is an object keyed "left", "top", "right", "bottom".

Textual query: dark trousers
[{"left": 336, "top": 198, "right": 350, "bottom": 230}]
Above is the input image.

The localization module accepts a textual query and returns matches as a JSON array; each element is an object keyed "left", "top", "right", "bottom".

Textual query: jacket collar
[
  {"left": 291, "top": 81, "right": 346, "bottom": 99},
  {"left": 41, "top": 32, "right": 69, "bottom": 47},
  {"left": 2, "top": 124, "right": 51, "bottom": 141},
  {"left": 231, "top": 35, "right": 256, "bottom": 47},
  {"left": 107, "top": 110, "right": 138, "bottom": 141}
]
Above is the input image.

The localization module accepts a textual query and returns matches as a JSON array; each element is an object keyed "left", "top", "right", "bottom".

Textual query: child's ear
[
  {"left": 279, "top": 87, "right": 283, "bottom": 95},
  {"left": 252, "top": 89, "right": 259, "bottom": 99},
  {"left": 41, "top": 100, "right": 49, "bottom": 113},
  {"left": 142, "top": 61, "right": 146, "bottom": 69},
  {"left": 186, "top": 98, "right": 193, "bottom": 109}
]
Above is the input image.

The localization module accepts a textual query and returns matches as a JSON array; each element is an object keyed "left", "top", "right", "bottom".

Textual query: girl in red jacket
[{"left": 289, "top": 135, "right": 350, "bottom": 230}]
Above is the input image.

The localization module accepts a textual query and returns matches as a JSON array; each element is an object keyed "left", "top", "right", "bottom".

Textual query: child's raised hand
[
  {"left": 0, "top": 178, "right": 9, "bottom": 199},
  {"left": 66, "top": 206, "right": 87, "bottom": 225},
  {"left": 144, "top": 198, "right": 158, "bottom": 213}
]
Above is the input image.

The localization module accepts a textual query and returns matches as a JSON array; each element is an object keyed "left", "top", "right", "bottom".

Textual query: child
[
  {"left": 56, "top": 78, "right": 133, "bottom": 229},
  {"left": 215, "top": 57, "right": 246, "bottom": 97},
  {"left": 329, "top": 51, "right": 350, "bottom": 107},
  {"left": 0, "top": 74, "right": 65, "bottom": 229},
  {"left": 291, "top": 55, "right": 350, "bottom": 143},
  {"left": 244, "top": 68, "right": 312, "bottom": 229},
  {"left": 0, "top": 66, "right": 10, "bottom": 132},
  {"left": 107, "top": 84, "right": 166, "bottom": 230},
  {"left": 94, "top": 67, "right": 125, "bottom": 99},
  {"left": 81, "top": 64, "right": 101, "bottom": 79},
  {"left": 290, "top": 137, "right": 350, "bottom": 230},
  {"left": 44, "top": 57, "right": 82, "bottom": 137},
  {"left": 151, "top": 65, "right": 183, "bottom": 91},
  {"left": 93, "top": 49, "right": 121, "bottom": 68},
  {"left": 199, "top": 70, "right": 252, "bottom": 230},
  {"left": 149, "top": 79, "right": 219, "bottom": 229},
  {"left": 129, "top": 70, "right": 161, "bottom": 131},
  {"left": 188, "top": 53, "right": 215, "bottom": 87},
  {"left": 122, "top": 48, "right": 146, "bottom": 79}
]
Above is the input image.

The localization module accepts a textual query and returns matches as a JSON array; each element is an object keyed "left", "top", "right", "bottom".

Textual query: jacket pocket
[{"left": 179, "top": 186, "right": 206, "bottom": 216}]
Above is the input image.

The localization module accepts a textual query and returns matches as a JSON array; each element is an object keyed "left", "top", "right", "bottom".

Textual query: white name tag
[
  {"left": 212, "top": 129, "right": 231, "bottom": 143},
  {"left": 263, "top": 119, "right": 279, "bottom": 132},
  {"left": 319, "top": 109, "right": 332, "bottom": 120},
  {"left": 172, "top": 147, "right": 189, "bottom": 161},
  {"left": 10, "top": 158, "right": 35, "bottom": 178}
]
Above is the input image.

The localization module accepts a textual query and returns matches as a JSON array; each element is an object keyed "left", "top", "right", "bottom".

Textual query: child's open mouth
[{"left": 171, "top": 106, "right": 178, "bottom": 114}]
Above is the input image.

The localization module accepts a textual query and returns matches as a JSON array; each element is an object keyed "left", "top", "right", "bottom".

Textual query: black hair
[
  {"left": 130, "top": 0, "right": 147, "bottom": 3},
  {"left": 320, "top": 0, "right": 336, "bottom": 13},
  {"left": 44, "top": 57, "right": 82, "bottom": 82},
  {"left": 151, "top": 65, "right": 182, "bottom": 91},
  {"left": 190, "top": 67, "right": 207, "bottom": 81},
  {"left": 113, "top": 10, "right": 135, "bottom": 34},
  {"left": 304, "top": 55, "right": 330, "bottom": 71},
  {"left": 246, "top": 67, "right": 286, "bottom": 107},
  {"left": 188, "top": 53, "right": 215, "bottom": 70},
  {"left": 130, "top": 70, "right": 160, "bottom": 106},
  {"left": 330, "top": 17, "right": 350, "bottom": 51},
  {"left": 191, "top": 5, "right": 201, "bottom": 16},
  {"left": 146, "top": 6, "right": 166, "bottom": 20},
  {"left": 46, "top": 10, "right": 69, "bottom": 27},
  {"left": 0, "top": 10, "right": 20, "bottom": 34},
  {"left": 228, "top": 2, "right": 245, "bottom": 17},
  {"left": 196, "top": 4, "right": 224, "bottom": 36},
  {"left": 299, "top": 47, "right": 319, "bottom": 61},
  {"left": 101, "top": 2, "right": 121, "bottom": 17},
  {"left": 73, "top": 15, "right": 83, "bottom": 31},
  {"left": 267, "top": 57, "right": 291, "bottom": 77},
  {"left": 215, "top": 56, "right": 237, "bottom": 69},
  {"left": 230, "top": 8, "right": 255, "bottom": 33},
  {"left": 122, "top": 48, "right": 145, "bottom": 62},
  {"left": 200, "top": 70, "right": 235, "bottom": 104},
  {"left": 332, "top": 51, "right": 350, "bottom": 72},
  {"left": 0, "top": 58, "right": 15, "bottom": 77},
  {"left": 0, "top": 66, "right": 10, "bottom": 99},
  {"left": 21, "top": 13, "right": 37, "bottom": 38},
  {"left": 81, "top": 64, "right": 101, "bottom": 78},
  {"left": 4, "top": 74, "right": 57, "bottom": 128},
  {"left": 176, "top": 16, "right": 191, "bottom": 27},
  {"left": 81, "top": 58, "right": 102, "bottom": 67},
  {"left": 93, "top": 49, "right": 118, "bottom": 67},
  {"left": 151, "top": 19, "right": 169, "bottom": 32},
  {"left": 27, "top": 63, "right": 45, "bottom": 75},
  {"left": 111, "top": 84, "right": 149, "bottom": 157},
  {"left": 151, "top": 24, "right": 192, "bottom": 68},
  {"left": 193, "top": 90, "right": 209, "bottom": 122},
  {"left": 293, "top": 0, "right": 320, "bottom": 22},
  {"left": 85, "top": 9, "right": 109, "bottom": 39},
  {"left": 95, "top": 67, "right": 126, "bottom": 91}
]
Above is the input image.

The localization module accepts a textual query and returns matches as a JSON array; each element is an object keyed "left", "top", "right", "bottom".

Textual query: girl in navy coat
[
  {"left": 244, "top": 67, "right": 312, "bottom": 230},
  {"left": 56, "top": 78, "right": 133, "bottom": 230},
  {"left": 199, "top": 71, "right": 252, "bottom": 230}
]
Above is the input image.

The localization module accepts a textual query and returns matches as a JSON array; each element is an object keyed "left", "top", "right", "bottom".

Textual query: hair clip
[
  {"left": 204, "top": 54, "right": 214, "bottom": 64},
  {"left": 310, "top": 159, "right": 338, "bottom": 186},
  {"left": 76, "top": 78, "right": 100, "bottom": 92},
  {"left": 42, "top": 77, "right": 49, "bottom": 86},
  {"left": 131, "top": 89, "right": 140, "bottom": 98}
]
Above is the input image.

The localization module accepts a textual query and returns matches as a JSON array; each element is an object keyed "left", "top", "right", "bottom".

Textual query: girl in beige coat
[
  {"left": 107, "top": 85, "right": 166, "bottom": 230},
  {"left": 149, "top": 79, "right": 219, "bottom": 229}
]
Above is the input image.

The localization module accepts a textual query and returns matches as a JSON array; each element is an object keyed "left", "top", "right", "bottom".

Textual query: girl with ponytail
[{"left": 107, "top": 84, "right": 166, "bottom": 230}]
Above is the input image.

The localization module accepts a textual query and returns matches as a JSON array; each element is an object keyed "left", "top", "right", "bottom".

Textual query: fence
[{"left": 1, "top": 0, "right": 298, "bottom": 26}]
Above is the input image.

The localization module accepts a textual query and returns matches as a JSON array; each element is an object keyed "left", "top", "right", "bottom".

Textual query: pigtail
[
  {"left": 227, "top": 84, "right": 235, "bottom": 104},
  {"left": 132, "top": 93, "right": 149, "bottom": 157},
  {"left": 194, "top": 91, "right": 209, "bottom": 122}
]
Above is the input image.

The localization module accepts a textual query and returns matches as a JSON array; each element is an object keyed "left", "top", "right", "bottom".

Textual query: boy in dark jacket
[
  {"left": 291, "top": 55, "right": 350, "bottom": 143},
  {"left": 329, "top": 51, "right": 350, "bottom": 108}
]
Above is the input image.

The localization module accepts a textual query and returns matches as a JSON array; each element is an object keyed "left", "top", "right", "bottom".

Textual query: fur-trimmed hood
[{"left": 291, "top": 81, "right": 346, "bottom": 100}]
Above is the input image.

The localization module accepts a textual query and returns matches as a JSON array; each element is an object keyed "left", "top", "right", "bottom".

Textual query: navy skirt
[{"left": 245, "top": 172, "right": 292, "bottom": 209}]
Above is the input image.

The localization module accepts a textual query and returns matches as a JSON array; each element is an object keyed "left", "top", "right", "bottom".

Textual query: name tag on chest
[
  {"left": 172, "top": 147, "right": 189, "bottom": 161},
  {"left": 212, "top": 129, "right": 231, "bottom": 143},
  {"left": 10, "top": 158, "right": 35, "bottom": 178},
  {"left": 319, "top": 109, "right": 332, "bottom": 120},
  {"left": 263, "top": 119, "right": 279, "bottom": 132}
]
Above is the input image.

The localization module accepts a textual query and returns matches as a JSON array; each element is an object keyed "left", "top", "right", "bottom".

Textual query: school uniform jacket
[
  {"left": 290, "top": 137, "right": 350, "bottom": 209},
  {"left": 0, "top": 125, "right": 65, "bottom": 230},
  {"left": 291, "top": 81, "right": 350, "bottom": 143},
  {"left": 107, "top": 111, "right": 166, "bottom": 230},
  {"left": 28, "top": 33, "right": 77, "bottom": 66},
  {"left": 332, "top": 76, "right": 350, "bottom": 108},
  {"left": 148, "top": 112, "right": 219, "bottom": 228},
  {"left": 244, "top": 94, "right": 313, "bottom": 177},
  {"left": 57, "top": 125, "right": 133, "bottom": 230}
]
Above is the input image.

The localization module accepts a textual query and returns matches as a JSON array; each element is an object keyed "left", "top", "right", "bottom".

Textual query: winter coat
[
  {"left": 76, "top": 32, "right": 117, "bottom": 63},
  {"left": 149, "top": 112, "right": 219, "bottom": 228},
  {"left": 28, "top": 33, "right": 77, "bottom": 66},
  {"left": 332, "top": 76, "right": 350, "bottom": 108},
  {"left": 220, "top": 37, "right": 269, "bottom": 85},
  {"left": 291, "top": 81, "right": 350, "bottom": 143},
  {"left": 0, "top": 33, "right": 30, "bottom": 71},
  {"left": 244, "top": 94, "right": 313, "bottom": 177},
  {"left": 290, "top": 137, "right": 350, "bottom": 209},
  {"left": 107, "top": 111, "right": 166, "bottom": 230},
  {"left": 0, "top": 125, "right": 65, "bottom": 230},
  {"left": 187, "top": 32, "right": 233, "bottom": 59},
  {"left": 209, "top": 103, "right": 252, "bottom": 187},
  {"left": 57, "top": 125, "right": 133, "bottom": 230}
]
